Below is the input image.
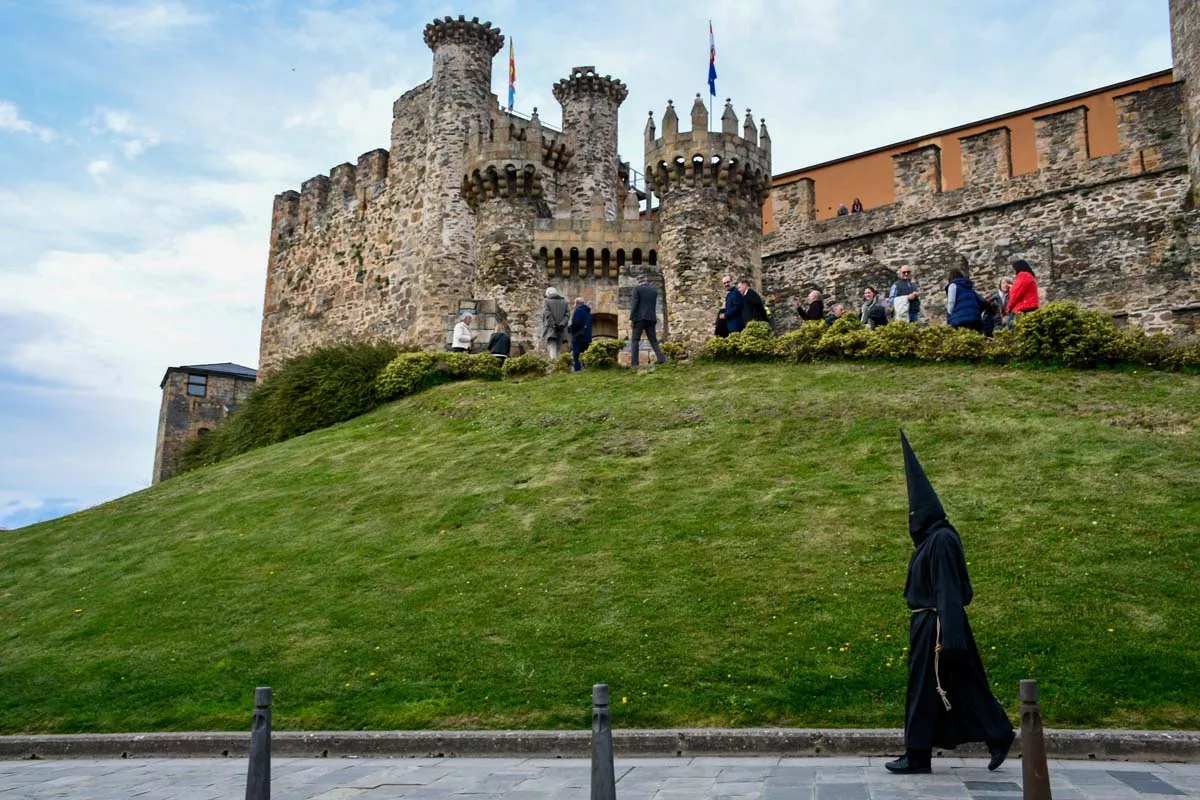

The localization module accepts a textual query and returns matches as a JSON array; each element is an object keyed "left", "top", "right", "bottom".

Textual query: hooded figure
[{"left": 886, "top": 432, "right": 1015, "bottom": 775}]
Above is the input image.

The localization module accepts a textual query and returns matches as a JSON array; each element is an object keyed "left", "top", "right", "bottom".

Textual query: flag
[
  {"left": 707, "top": 21, "right": 717, "bottom": 97},
  {"left": 507, "top": 39, "right": 516, "bottom": 111}
]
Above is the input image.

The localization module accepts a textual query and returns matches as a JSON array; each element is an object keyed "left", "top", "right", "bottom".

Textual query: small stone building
[{"left": 152, "top": 363, "right": 257, "bottom": 484}]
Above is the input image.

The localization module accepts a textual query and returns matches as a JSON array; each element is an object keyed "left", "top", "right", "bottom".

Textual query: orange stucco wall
[{"left": 763, "top": 70, "right": 1175, "bottom": 230}]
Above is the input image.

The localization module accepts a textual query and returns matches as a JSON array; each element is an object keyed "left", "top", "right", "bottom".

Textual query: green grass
[{"left": 2, "top": 362, "right": 1198, "bottom": 734}]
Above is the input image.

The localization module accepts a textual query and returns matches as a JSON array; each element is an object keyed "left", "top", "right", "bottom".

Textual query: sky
[{"left": 0, "top": 0, "right": 1173, "bottom": 528}]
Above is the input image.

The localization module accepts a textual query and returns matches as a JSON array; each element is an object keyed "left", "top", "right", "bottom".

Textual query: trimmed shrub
[
  {"left": 502, "top": 353, "right": 551, "bottom": 379},
  {"left": 733, "top": 321, "right": 777, "bottom": 359},
  {"left": 554, "top": 352, "right": 575, "bottom": 373},
  {"left": 181, "top": 341, "right": 401, "bottom": 471},
  {"left": 701, "top": 335, "right": 738, "bottom": 361},
  {"left": 915, "top": 326, "right": 990, "bottom": 362},
  {"left": 774, "top": 322, "right": 827, "bottom": 362},
  {"left": 818, "top": 315, "right": 871, "bottom": 359},
  {"left": 581, "top": 338, "right": 626, "bottom": 369},
  {"left": 1014, "top": 303, "right": 1139, "bottom": 368},
  {"left": 862, "top": 321, "right": 921, "bottom": 361},
  {"left": 661, "top": 340, "right": 688, "bottom": 362},
  {"left": 375, "top": 352, "right": 443, "bottom": 400}
]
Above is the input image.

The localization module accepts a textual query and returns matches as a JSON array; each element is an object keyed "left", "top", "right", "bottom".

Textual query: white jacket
[{"left": 452, "top": 321, "right": 474, "bottom": 350}]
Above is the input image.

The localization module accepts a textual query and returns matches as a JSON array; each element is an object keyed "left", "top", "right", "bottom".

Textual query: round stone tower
[
  {"left": 414, "top": 15, "right": 503, "bottom": 347},
  {"left": 462, "top": 110, "right": 568, "bottom": 351},
  {"left": 645, "top": 96, "right": 772, "bottom": 350},
  {"left": 552, "top": 66, "right": 628, "bottom": 220}
]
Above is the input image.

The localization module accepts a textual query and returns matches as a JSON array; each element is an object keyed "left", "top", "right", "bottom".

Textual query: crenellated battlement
[
  {"left": 644, "top": 97, "right": 772, "bottom": 203},
  {"left": 772, "top": 81, "right": 1188, "bottom": 248},
  {"left": 552, "top": 66, "right": 628, "bottom": 105},
  {"left": 269, "top": 148, "right": 393, "bottom": 240},
  {"left": 423, "top": 15, "right": 503, "bottom": 55}
]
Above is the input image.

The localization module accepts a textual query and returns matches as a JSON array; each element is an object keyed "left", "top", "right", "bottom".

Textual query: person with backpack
[{"left": 945, "top": 268, "right": 985, "bottom": 332}]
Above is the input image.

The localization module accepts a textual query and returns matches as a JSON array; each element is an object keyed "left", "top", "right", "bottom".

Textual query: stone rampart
[{"left": 766, "top": 81, "right": 1200, "bottom": 333}]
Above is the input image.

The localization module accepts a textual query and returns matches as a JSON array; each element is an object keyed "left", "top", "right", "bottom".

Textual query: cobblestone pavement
[{"left": 2, "top": 755, "right": 1199, "bottom": 798}]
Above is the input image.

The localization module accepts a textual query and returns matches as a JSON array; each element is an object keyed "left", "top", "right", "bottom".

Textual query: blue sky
[{"left": 0, "top": 0, "right": 1172, "bottom": 528}]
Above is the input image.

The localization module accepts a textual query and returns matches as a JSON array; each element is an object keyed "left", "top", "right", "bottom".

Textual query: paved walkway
[{"left": 2, "top": 755, "right": 1199, "bottom": 798}]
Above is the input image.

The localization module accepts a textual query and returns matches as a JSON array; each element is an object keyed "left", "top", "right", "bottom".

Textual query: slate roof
[{"left": 160, "top": 362, "right": 258, "bottom": 388}]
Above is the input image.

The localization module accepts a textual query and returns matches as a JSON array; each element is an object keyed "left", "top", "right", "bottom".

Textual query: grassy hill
[{"left": 2, "top": 362, "right": 1198, "bottom": 735}]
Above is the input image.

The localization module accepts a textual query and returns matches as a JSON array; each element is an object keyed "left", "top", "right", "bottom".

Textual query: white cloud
[
  {"left": 86, "top": 159, "right": 112, "bottom": 180},
  {"left": 72, "top": 1, "right": 209, "bottom": 44},
  {"left": 0, "top": 100, "right": 53, "bottom": 142}
]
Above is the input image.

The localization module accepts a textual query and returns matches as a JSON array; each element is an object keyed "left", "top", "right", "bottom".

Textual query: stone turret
[
  {"left": 413, "top": 15, "right": 504, "bottom": 347},
  {"left": 553, "top": 66, "right": 628, "bottom": 220},
  {"left": 1171, "top": 0, "right": 1200, "bottom": 200},
  {"left": 645, "top": 98, "right": 772, "bottom": 349},
  {"left": 462, "top": 107, "right": 571, "bottom": 349}
]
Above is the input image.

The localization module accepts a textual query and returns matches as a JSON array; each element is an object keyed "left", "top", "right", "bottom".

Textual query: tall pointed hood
[{"left": 901, "top": 431, "right": 947, "bottom": 546}]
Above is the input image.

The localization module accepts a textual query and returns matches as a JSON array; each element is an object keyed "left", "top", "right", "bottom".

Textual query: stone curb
[{"left": 2, "top": 729, "right": 1199, "bottom": 762}]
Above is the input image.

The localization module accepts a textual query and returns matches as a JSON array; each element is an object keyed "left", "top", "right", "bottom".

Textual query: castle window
[
  {"left": 539, "top": 247, "right": 550, "bottom": 278},
  {"left": 186, "top": 373, "right": 207, "bottom": 397},
  {"left": 601, "top": 249, "right": 611, "bottom": 278},
  {"left": 585, "top": 248, "right": 595, "bottom": 278},
  {"left": 648, "top": 250, "right": 658, "bottom": 267},
  {"left": 632, "top": 248, "right": 643, "bottom": 266},
  {"left": 569, "top": 248, "right": 580, "bottom": 278},
  {"left": 616, "top": 249, "right": 626, "bottom": 269},
  {"left": 554, "top": 248, "right": 564, "bottom": 277}
]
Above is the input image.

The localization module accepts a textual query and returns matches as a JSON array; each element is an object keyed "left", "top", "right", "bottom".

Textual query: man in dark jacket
[
  {"left": 630, "top": 275, "right": 667, "bottom": 368},
  {"left": 886, "top": 432, "right": 1015, "bottom": 775},
  {"left": 568, "top": 297, "right": 593, "bottom": 372},
  {"left": 737, "top": 279, "right": 768, "bottom": 328},
  {"left": 719, "top": 275, "right": 744, "bottom": 335},
  {"left": 945, "top": 269, "right": 985, "bottom": 332}
]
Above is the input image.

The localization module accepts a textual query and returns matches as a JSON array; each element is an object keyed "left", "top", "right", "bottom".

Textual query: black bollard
[
  {"left": 245, "top": 686, "right": 272, "bottom": 800},
  {"left": 591, "top": 683, "right": 617, "bottom": 800},
  {"left": 1020, "top": 679, "right": 1052, "bottom": 800}
]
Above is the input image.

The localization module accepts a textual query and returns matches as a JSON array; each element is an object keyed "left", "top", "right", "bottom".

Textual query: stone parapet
[{"left": 422, "top": 15, "right": 503, "bottom": 56}]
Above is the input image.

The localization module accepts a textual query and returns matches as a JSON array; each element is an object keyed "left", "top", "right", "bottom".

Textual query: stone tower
[
  {"left": 462, "top": 109, "right": 570, "bottom": 349},
  {"left": 646, "top": 95, "right": 772, "bottom": 348},
  {"left": 1171, "top": 0, "right": 1200, "bottom": 202},
  {"left": 553, "top": 67, "right": 629, "bottom": 220},
  {"left": 415, "top": 16, "right": 504, "bottom": 346}
]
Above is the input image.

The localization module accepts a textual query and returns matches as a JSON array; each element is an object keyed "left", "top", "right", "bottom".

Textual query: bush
[
  {"left": 701, "top": 335, "right": 738, "bottom": 361},
  {"left": 553, "top": 352, "right": 575, "bottom": 373},
  {"left": 1014, "top": 303, "right": 1139, "bottom": 368},
  {"left": 581, "top": 338, "right": 626, "bottom": 369},
  {"left": 862, "top": 321, "right": 921, "bottom": 361},
  {"left": 774, "top": 322, "right": 827, "bottom": 362},
  {"left": 502, "top": 353, "right": 551, "bottom": 379},
  {"left": 181, "top": 341, "right": 401, "bottom": 472},
  {"left": 915, "top": 326, "right": 990, "bottom": 362},
  {"left": 818, "top": 315, "right": 871, "bottom": 359},
  {"left": 661, "top": 340, "right": 688, "bottom": 362},
  {"left": 375, "top": 352, "right": 443, "bottom": 400},
  {"left": 732, "top": 321, "right": 778, "bottom": 359}
]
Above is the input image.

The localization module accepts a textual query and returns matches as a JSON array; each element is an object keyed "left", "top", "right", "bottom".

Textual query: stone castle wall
[
  {"left": 764, "top": 82, "right": 1200, "bottom": 333},
  {"left": 153, "top": 371, "right": 256, "bottom": 484}
]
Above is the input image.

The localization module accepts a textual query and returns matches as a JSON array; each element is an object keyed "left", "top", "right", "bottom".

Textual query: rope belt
[{"left": 912, "top": 607, "right": 952, "bottom": 711}]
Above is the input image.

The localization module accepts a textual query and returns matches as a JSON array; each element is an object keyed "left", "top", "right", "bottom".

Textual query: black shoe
[
  {"left": 988, "top": 730, "right": 1015, "bottom": 771},
  {"left": 884, "top": 755, "right": 932, "bottom": 774}
]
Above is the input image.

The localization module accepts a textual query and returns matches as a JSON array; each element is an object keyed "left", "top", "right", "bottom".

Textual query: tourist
[
  {"left": 836, "top": 203, "right": 850, "bottom": 217},
  {"left": 888, "top": 267, "right": 921, "bottom": 323},
  {"left": 996, "top": 276, "right": 1014, "bottom": 329},
  {"left": 486, "top": 320, "right": 511, "bottom": 362},
  {"left": 825, "top": 302, "right": 846, "bottom": 327},
  {"left": 451, "top": 311, "right": 475, "bottom": 352},
  {"left": 630, "top": 274, "right": 667, "bottom": 368},
  {"left": 737, "top": 279, "right": 768, "bottom": 327},
  {"left": 945, "top": 268, "right": 984, "bottom": 332},
  {"left": 860, "top": 286, "right": 889, "bottom": 329},
  {"left": 568, "top": 297, "right": 593, "bottom": 372},
  {"left": 795, "top": 289, "right": 824, "bottom": 322},
  {"left": 541, "top": 287, "right": 570, "bottom": 359},
  {"left": 719, "top": 274, "right": 745, "bottom": 335},
  {"left": 1005, "top": 260, "right": 1040, "bottom": 319},
  {"left": 886, "top": 433, "right": 1015, "bottom": 775},
  {"left": 851, "top": 197, "right": 864, "bottom": 214}
]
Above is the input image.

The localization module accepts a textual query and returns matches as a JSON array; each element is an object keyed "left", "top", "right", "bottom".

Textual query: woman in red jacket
[{"left": 1004, "top": 260, "right": 1039, "bottom": 326}]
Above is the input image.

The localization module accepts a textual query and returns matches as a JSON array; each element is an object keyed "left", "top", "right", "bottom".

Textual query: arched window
[
  {"left": 585, "top": 248, "right": 595, "bottom": 279},
  {"left": 632, "top": 248, "right": 643, "bottom": 266},
  {"left": 616, "top": 249, "right": 626, "bottom": 269},
  {"left": 648, "top": 249, "right": 658, "bottom": 267},
  {"left": 601, "top": 249, "right": 611, "bottom": 278},
  {"left": 554, "top": 248, "right": 564, "bottom": 277},
  {"left": 539, "top": 247, "right": 550, "bottom": 278},
  {"left": 569, "top": 248, "right": 580, "bottom": 278}
]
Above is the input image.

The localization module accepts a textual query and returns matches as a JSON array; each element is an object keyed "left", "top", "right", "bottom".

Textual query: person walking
[
  {"left": 568, "top": 297, "right": 593, "bottom": 372},
  {"left": 451, "top": 311, "right": 475, "bottom": 352},
  {"left": 541, "top": 287, "right": 570, "bottom": 359},
  {"left": 486, "top": 320, "right": 511, "bottom": 363},
  {"left": 885, "top": 432, "right": 1015, "bottom": 775},
  {"left": 1005, "top": 260, "right": 1040, "bottom": 320},
  {"left": 945, "top": 268, "right": 985, "bottom": 332},
  {"left": 630, "top": 275, "right": 667, "bottom": 368},
  {"left": 719, "top": 274, "right": 745, "bottom": 335},
  {"left": 888, "top": 267, "right": 921, "bottom": 323},
  {"left": 737, "top": 279, "right": 768, "bottom": 327}
]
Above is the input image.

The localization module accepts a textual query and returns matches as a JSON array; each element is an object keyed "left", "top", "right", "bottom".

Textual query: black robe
[{"left": 903, "top": 522, "right": 1013, "bottom": 750}]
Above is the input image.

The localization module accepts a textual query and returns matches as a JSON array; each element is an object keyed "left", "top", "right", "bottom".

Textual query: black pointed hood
[{"left": 901, "top": 430, "right": 947, "bottom": 546}]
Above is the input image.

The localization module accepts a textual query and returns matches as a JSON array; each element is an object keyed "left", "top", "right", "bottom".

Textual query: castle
[{"left": 156, "top": 3, "right": 1200, "bottom": 480}]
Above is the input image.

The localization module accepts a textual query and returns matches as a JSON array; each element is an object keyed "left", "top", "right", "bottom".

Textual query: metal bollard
[
  {"left": 245, "top": 686, "right": 272, "bottom": 800},
  {"left": 591, "top": 683, "right": 617, "bottom": 800},
  {"left": 1020, "top": 679, "right": 1052, "bottom": 800}
]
